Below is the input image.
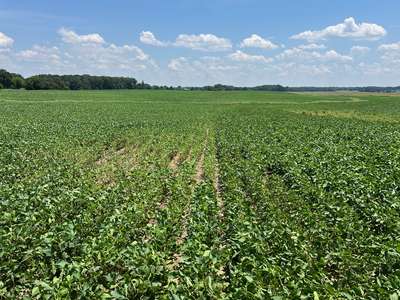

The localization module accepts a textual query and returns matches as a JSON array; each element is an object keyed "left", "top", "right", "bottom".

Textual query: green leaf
[
  {"left": 32, "top": 287, "right": 40, "bottom": 296},
  {"left": 110, "top": 290, "right": 127, "bottom": 299},
  {"left": 313, "top": 291, "right": 320, "bottom": 300}
]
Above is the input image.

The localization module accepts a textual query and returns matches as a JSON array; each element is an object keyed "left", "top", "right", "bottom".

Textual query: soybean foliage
[{"left": 1, "top": 90, "right": 400, "bottom": 299}]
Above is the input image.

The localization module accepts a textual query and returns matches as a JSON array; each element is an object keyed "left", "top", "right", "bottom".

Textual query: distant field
[{"left": 1, "top": 90, "right": 400, "bottom": 299}]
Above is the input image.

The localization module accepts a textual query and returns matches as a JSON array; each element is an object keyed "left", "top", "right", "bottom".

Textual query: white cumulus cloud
[
  {"left": 13, "top": 35, "right": 156, "bottom": 77},
  {"left": 240, "top": 34, "right": 278, "bottom": 50},
  {"left": 17, "top": 45, "right": 61, "bottom": 62},
  {"left": 291, "top": 17, "right": 386, "bottom": 41},
  {"left": 229, "top": 50, "right": 273, "bottom": 63},
  {"left": 323, "top": 50, "right": 353, "bottom": 62},
  {"left": 174, "top": 34, "right": 232, "bottom": 51},
  {"left": 0, "top": 32, "right": 14, "bottom": 47},
  {"left": 140, "top": 31, "right": 167, "bottom": 47},
  {"left": 378, "top": 42, "right": 400, "bottom": 65},
  {"left": 58, "top": 28, "right": 105, "bottom": 44},
  {"left": 350, "top": 46, "right": 370, "bottom": 55},
  {"left": 298, "top": 43, "right": 326, "bottom": 50},
  {"left": 378, "top": 42, "right": 400, "bottom": 51},
  {"left": 168, "top": 57, "right": 188, "bottom": 71},
  {"left": 277, "top": 47, "right": 352, "bottom": 62}
]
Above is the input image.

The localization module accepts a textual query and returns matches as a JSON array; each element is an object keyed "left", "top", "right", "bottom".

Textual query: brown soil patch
[
  {"left": 168, "top": 152, "right": 181, "bottom": 171},
  {"left": 96, "top": 176, "right": 116, "bottom": 187},
  {"left": 116, "top": 147, "right": 126, "bottom": 155},
  {"left": 217, "top": 266, "right": 226, "bottom": 277},
  {"left": 176, "top": 227, "right": 188, "bottom": 246},
  {"left": 187, "top": 148, "right": 193, "bottom": 161},
  {"left": 170, "top": 208, "right": 190, "bottom": 269},
  {"left": 159, "top": 202, "right": 167, "bottom": 209},
  {"left": 147, "top": 218, "right": 157, "bottom": 226},
  {"left": 194, "top": 152, "right": 205, "bottom": 184},
  {"left": 193, "top": 128, "right": 209, "bottom": 184},
  {"left": 176, "top": 200, "right": 192, "bottom": 246},
  {"left": 94, "top": 146, "right": 140, "bottom": 187},
  {"left": 95, "top": 147, "right": 126, "bottom": 166},
  {"left": 169, "top": 129, "right": 209, "bottom": 270},
  {"left": 167, "top": 253, "right": 183, "bottom": 270},
  {"left": 95, "top": 155, "right": 109, "bottom": 166},
  {"left": 214, "top": 164, "right": 224, "bottom": 220}
]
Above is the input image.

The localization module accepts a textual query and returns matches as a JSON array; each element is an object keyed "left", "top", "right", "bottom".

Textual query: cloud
[
  {"left": 140, "top": 31, "right": 232, "bottom": 51},
  {"left": 166, "top": 56, "right": 244, "bottom": 86},
  {"left": 168, "top": 56, "right": 236, "bottom": 72},
  {"left": 13, "top": 37, "right": 155, "bottom": 77},
  {"left": 174, "top": 34, "right": 232, "bottom": 51},
  {"left": 229, "top": 50, "right": 273, "bottom": 63},
  {"left": 168, "top": 57, "right": 188, "bottom": 71},
  {"left": 58, "top": 28, "right": 105, "bottom": 44},
  {"left": 350, "top": 46, "right": 370, "bottom": 55},
  {"left": 66, "top": 43, "right": 154, "bottom": 73},
  {"left": 4, "top": 26, "right": 400, "bottom": 86},
  {"left": 194, "top": 56, "right": 239, "bottom": 71},
  {"left": 378, "top": 42, "right": 400, "bottom": 65},
  {"left": 17, "top": 45, "right": 61, "bottom": 62},
  {"left": 108, "top": 44, "right": 149, "bottom": 61},
  {"left": 298, "top": 43, "right": 326, "bottom": 50},
  {"left": 166, "top": 56, "right": 351, "bottom": 86},
  {"left": 240, "top": 34, "right": 278, "bottom": 50},
  {"left": 378, "top": 42, "right": 400, "bottom": 64},
  {"left": 140, "top": 31, "right": 166, "bottom": 47},
  {"left": 277, "top": 47, "right": 352, "bottom": 62},
  {"left": 275, "top": 63, "right": 332, "bottom": 77},
  {"left": 378, "top": 42, "right": 400, "bottom": 51},
  {"left": 0, "top": 32, "right": 14, "bottom": 47},
  {"left": 323, "top": 50, "right": 353, "bottom": 62},
  {"left": 291, "top": 17, "right": 386, "bottom": 41}
]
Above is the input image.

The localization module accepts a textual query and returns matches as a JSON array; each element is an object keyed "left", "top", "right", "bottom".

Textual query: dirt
[
  {"left": 170, "top": 129, "right": 210, "bottom": 270},
  {"left": 168, "top": 253, "right": 183, "bottom": 270},
  {"left": 96, "top": 176, "right": 116, "bottom": 187},
  {"left": 168, "top": 152, "right": 181, "bottom": 171},
  {"left": 169, "top": 207, "right": 190, "bottom": 271},
  {"left": 95, "top": 146, "right": 126, "bottom": 166},
  {"left": 116, "top": 147, "right": 126, "bottom": 155},
  {"left": 176, "top": 202, "right": 191, "bottom": 246},
  {"left": 214, "top": 164, "right": 225, "bottom": 220},
  {"left": 170, "top": 209, "right": 189, "bottom": 270},
  {"left": 159, "top": 202, "right": 167, "bottom": 209},
  {"left": 95, "top": 155, "right": 109, "bottom": 166},
  {"left": 194, "top": 152, "right": 205, "bottom": 184},
  {"left": 194, "top": 128, "right": 209, "bottom": 184},
  {"left": 187, "top": 148, "right": 193, "bottom": 161},
  {"left": 147, "top": 218, "right": 157, "bottom": 226},
  {"left": 176, "top": 227, "right": 188, "bottom": 245}
]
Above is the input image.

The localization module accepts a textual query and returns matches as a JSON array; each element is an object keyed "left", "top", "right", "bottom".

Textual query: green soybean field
[{"left": 1, "top": 90, "right": 400, "bottom": 299}]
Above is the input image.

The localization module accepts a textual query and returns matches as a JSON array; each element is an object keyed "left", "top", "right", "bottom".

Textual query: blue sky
[{"left": 0, "top": 0, "right": 400, "bottom": 86}]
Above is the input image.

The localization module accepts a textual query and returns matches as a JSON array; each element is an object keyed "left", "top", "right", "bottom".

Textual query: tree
[{"left": 0, "top": 69, "right": 26, "bottom": 89}]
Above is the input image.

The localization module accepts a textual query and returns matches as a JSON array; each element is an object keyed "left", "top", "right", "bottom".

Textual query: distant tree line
[
  {"left": 0, "top": 69, "right": 25, "bottom": 89},
  {"left": 287, "top": 86, "right": 400, "bottom": 93},
  {"left": 0, "top": 69, "right": 151, "bottom": 90},
  {"left": 188, "top": 84, "right": 288, "bottom": 92},
  {"left": 25, "top": 75, "right": 146, "bottom": 90},
  {"left": 189, "top": 84, "right": 400, "bottom": 93},
  {"left": 0, "top": 69, "right": 399, "bottom": 92}
]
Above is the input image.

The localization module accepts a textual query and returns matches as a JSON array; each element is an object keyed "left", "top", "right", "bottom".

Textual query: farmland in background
[{"left": 1, "top": 90, "right": 400, "bottom": 299}]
